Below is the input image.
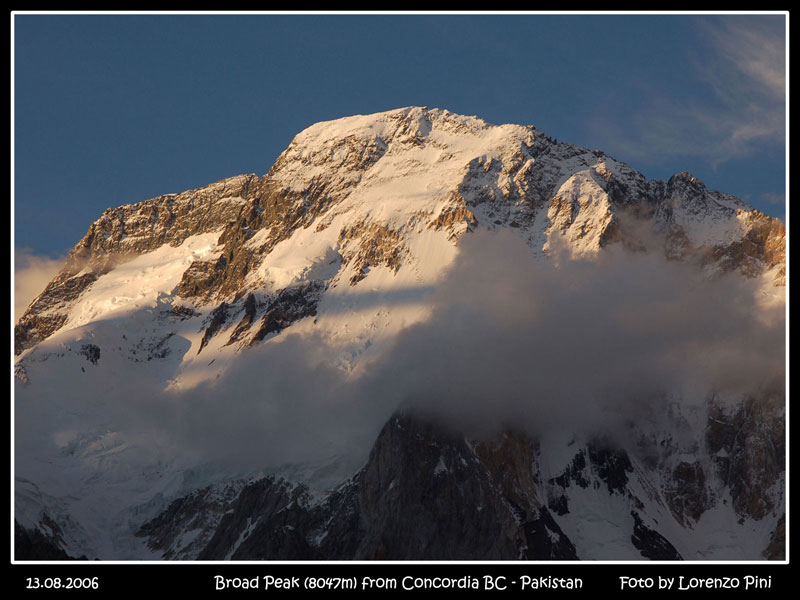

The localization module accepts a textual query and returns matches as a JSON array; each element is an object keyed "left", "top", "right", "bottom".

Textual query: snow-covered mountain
[{"left": 14, "top": 107, "right": 785, "bottom": 561}]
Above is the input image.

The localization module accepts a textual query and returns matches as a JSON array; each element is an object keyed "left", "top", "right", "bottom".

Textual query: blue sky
[{"left": 13, "top": 13, "right": 787, "bottom": 259}]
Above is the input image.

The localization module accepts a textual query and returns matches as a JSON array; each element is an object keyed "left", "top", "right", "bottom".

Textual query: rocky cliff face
[
  {"left": 15, "top": 175, "right": 257, "bottom": 354},
  {"left": 136, "top": 413, "right": 579, "bottom": 561},
  {"left": 133, "top": 397, "right": 784, "bottom": 561},
  {"left": 14, "top": 107, "right": 785, "bottom": 561}
]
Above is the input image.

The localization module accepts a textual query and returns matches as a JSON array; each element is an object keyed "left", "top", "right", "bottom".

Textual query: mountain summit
[{"left": 14, "top": 107, "right": 785, "bottom": 561}]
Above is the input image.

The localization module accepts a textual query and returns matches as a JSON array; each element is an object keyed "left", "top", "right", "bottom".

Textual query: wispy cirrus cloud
[
  {"left": 688, "top": 16, "right": 785, "bottom": 164},
  {"left": 701, "top": 16, "right": 785, "bottom": 103},
  {"left": 590, "top": 15, "right": 785, "bottom": 169}
]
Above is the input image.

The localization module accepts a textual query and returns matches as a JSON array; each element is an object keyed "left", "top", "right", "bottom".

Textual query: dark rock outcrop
[
  {"left": 198, "top": 478, "right": 315, "bottom": 560},
  {"left": 198, "top": 302, "right": 229, "bottom": 354},
  {"left": 706, "top": 393, "right": 785, "bottom": 521},
  {"left": 630, "top": 511, "right": 682, "bottom": 560},
  {"left": 225, "top": 292, "right": 259, "bottom": 346},
  {"left": 248, "top": 282, "right": 324, "bottom": 346},
  {"left": 138, "top": 412, "right": 578, "bottom": 561},
  {"left": 763, "top": 514, "right": 785, "bottom": 560},
  {"left": 78, "top": 343, "right": 101, "bottom": 365},
  {"left": 588, "top": 444, "right": 633, "bottom": 495},
  {"left": 15, "top": 517, "right": 86, "bottom": 561},
  {"left": 664, "top": 461, "right": 711, "bottom": 526}
]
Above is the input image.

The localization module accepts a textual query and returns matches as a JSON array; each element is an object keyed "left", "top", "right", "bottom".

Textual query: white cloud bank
[{"left": 17, "top": 229, "right": 785, "bottom": 481}]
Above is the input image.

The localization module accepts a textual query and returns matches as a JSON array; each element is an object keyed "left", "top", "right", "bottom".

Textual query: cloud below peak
[{"left": 14, "top": 248, "right": 65, "bottom": 322}]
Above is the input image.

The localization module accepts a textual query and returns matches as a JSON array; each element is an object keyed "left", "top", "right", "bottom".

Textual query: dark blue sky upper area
[{"left": 14, "top": 14, "right": 786, "bottom": 257}]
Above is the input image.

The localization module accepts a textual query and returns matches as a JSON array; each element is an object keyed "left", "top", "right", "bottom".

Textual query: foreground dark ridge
[{"left": 123, "top": 401, "right": 783, "bottom": 561}]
